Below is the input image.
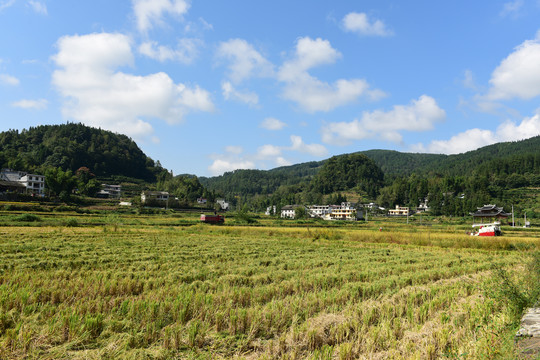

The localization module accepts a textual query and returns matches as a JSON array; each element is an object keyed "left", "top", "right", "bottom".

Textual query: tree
[
  {"left": 294, "top": 206, "right": 308, "bottom": 220},
  {"left": 75, "top": 167, "right": 101, "bottom": 197},
  {"left": 45, "top": 167, "right": 76, "bottom": 202}
]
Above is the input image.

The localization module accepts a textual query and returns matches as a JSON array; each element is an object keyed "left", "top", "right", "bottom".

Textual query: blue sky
[{"left": 1, "top": 0, "right": 540, "bottom": 176}]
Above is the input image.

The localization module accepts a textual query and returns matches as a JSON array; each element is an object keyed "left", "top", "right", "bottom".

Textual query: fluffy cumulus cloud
[
  {"left": 260, "top": 117, "right": 286, "bottom": 130},
  {"left": 216, "top": 38, "right": 274, "bottom": 83},
  {"left": 322, "top": 95, "right": 445, "bottom": 144},
  {"left": 12, "top": 98, "right": 48, "bottom": 110},
  {"left": 412, "top": 110, "right": 540, "bottom": 154},
  {"left": 208, "top": 158, "right": 255, "bottom": 176},
  {"left": 52, "top": 32, "right": 214, "bottom": 140},
  {"left": 221, "top": 81, "right": 258, "bottom": 105},
  {"left": 289, "top": 135, "right": 328, "bottom": 157},
  {"left": 0, "top": 73, "right": 19, "bottom": 85},
  {"left": 485, "top": 31, "right": 540, "bottom": 101},
  {"left": 132, "top": 0, "right": 190, "bottom": 33},
  {"left": 278, "top": 37, "right": 385, "bottom": 112},
  {"left": 138, "top": 38, "right": 200, "bottom": 63},
  {"left": 342, "top": 12, "right": 393, "bottom": 37},
  {"left": 208, "top": 136, "right": 327, "bottom": 175}
]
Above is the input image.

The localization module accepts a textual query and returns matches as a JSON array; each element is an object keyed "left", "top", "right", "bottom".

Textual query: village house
[
  {"left": 141, "top": 191, "right": 169, "bottom": 204},
  {"left": 280, "top": 205, "right": 305, "bottom": 219},
  {"left": 265, "top": 205, "right": 276, "bottom": 216},
  {"left": 322, "top": 202, "right": 357, "bottom": 221},
  {"left": 216, "top": 199, "right": 229, "bottom": 211},
  {"left": 388, "top": 205, "right": 410, "bottom": 216},
  {"left": 197, "top": 197, "right": 207, "bottom": 205},
  {"left": 97, "top": 184, "right": 121, "bottom": 198},
  {"left": 307, "top": 204, "right": 331, "bottom": 218},
  {"left": 0, "top": 169, "right": 45, "bottom": 196}
]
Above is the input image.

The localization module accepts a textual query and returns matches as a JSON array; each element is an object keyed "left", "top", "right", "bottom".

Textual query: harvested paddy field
[{"left": 0, "top": 222, "right": 538, "bottom": 359}]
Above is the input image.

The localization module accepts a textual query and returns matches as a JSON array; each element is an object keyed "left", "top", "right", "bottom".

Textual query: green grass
[{"left": 0, "top": 216, "right": 538, "bottom": 359}]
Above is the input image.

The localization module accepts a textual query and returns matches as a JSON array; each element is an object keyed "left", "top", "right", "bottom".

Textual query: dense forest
[{"left": 0, "top": 123, "right": 159, "bottom": 181}]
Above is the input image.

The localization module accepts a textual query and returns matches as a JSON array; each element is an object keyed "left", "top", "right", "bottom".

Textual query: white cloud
[
  {"left": 132, "top": 0, "right": 190, "bottom": 33},
  {"left": 462, "top": 69, "right": 477, "bottom": 90},
  {"left": 12, "top": 98, "right": 48, "bottom": 109},
  {"left": 208, "top": 159, "right": 255, "bottom": 176},
  {"left": 412, "top": 109, "right": 540, "bottom": 154},
  {"left": 278, "top": 37, "right": 385, "bottom": 112},
  {"left": 216, "top": 38, "right": 274, "bottom": 83},
  {"left": 485, "top": 31, "right": 540, "bottom": 101},
  {"left": 260, "top": 117, "right": 286, "bottom": 130},
  {"left": 342, "top": 12, "right": 393, "bottom": 37},
  {"left": 500, "top": 0, "right": 523, "bottom": 17},
  {"left": 322, "top": 95, "right": 446, "bottom": 145},
  {"left": 0, "top": 0, "right": 15, "bottom": 12},
  {"left": 138, "top": 38, "right": 200, "bottom": 63},
  {"left": 225, "top": 145, "right": 243, "bottom": 154},
  {"left": 289, "top": 135, "right": 328, "bottom": 157},
  {"left": 52, "top": 32, "right": 214, "bottom": 140},
  {"left": 27, "top": 1, "right": 47, "bottom": 15},
  {"left": 208, "top": 136, "right": 327, "bottom": 175},
  {"left": 275, "top": 157, "right": 292, "bottom": 167},
  {"left": 0, "top": 73, "right": 19, "bottom": 85},
  {"left": 221, "top": 81, "right": 258, "bottom": 105},
  {"left": 257, "top": 144, "right": 282, "bottom": 158}
]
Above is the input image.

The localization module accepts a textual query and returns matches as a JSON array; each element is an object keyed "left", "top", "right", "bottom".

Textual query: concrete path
[{"left": 516, "top": 308, "right": 540, "bottom": 359}]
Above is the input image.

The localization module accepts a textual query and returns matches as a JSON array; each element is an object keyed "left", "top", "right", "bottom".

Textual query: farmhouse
[
  {"left": 216, "top": 199, "right": 229, "bottom": 210},
  {"left": 141, "top": 191, "right": 169, "bottom": 204},
  {"left": 0, "top": 169, "right": 45, "bottom": 196},
  {"left": 389, "top": 205, "right": 410, "bottom": 216},
  {"left": 322, "top": 202, "right": 357, "bottom": 221},
  {"left": 281, "top": 205, "right": 305, "bottom": 219},
  {"left": 97, "top": 184, "right": 121, "bottom": 198},
  {"left": 307, "top": 205, "right": 331, "bottom": 218}
]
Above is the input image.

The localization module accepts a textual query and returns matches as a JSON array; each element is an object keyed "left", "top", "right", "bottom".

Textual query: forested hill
[
  {"left": 0, "top": 123, "right": 159, "bottom": 181},
  {"left": 200, "top": 136, "right": 540, "bottom": 197}
]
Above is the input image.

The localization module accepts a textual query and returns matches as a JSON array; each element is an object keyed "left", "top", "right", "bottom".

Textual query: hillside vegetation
[{"left": 0, "top": 123, "right": 159, "bottom": 181}]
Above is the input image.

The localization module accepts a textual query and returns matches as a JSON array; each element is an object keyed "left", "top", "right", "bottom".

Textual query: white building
[
  {"left": 98, "top": 184, "right": 121, "bottom": 198},
  {"left": 216, "top": 199, "right": 229, "bottom": 210},
  {"left": 389, "top": 205, "right": 410, "bottom": 216},
  {"left": 265, "top": 205, "right": 276, "bottom": 216},
  {"left": 307, "top": 205, "right": 331, "bottom": 218},
  {"left": 280, "top": 205, "right": 306, "bottom": 219},
  {"left": 197, "top": 197, "right": 207, "bottom": 205},
  {"left": 322, "top": 202, "right": 357, "bottom": 221},
  {"left": 0, "top": 169, "right": 45, "bottom": 196},
  {"left": 141, "top": 191, "right": 169, "bottom": 204}
]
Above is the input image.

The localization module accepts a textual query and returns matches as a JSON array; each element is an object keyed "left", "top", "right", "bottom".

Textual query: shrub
[{"left": 12, "top": 214, "right": 41, "bottom": 222}]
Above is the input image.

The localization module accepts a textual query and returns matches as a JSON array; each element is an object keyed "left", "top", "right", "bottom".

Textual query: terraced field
[{"left": 0, "top": 222, "right": 537, "bottom": 359}]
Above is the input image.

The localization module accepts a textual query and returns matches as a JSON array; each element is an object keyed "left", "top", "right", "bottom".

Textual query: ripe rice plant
[{"left": 0, "top": 220, "right": 537, "bottom": 359}]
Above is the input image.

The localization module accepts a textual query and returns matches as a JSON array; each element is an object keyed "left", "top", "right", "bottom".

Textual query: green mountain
[{"left": 0, "top": 123, "right": 159, "bottom": 182}]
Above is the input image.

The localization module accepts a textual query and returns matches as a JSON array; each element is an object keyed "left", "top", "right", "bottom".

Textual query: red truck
[{"left": 200, "top": 214, "right": 225, "bottom": 224}]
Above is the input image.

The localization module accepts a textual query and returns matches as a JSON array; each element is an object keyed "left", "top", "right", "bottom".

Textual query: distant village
[{"left": 1, "top": 167, "right": 529, "bottom": 228}]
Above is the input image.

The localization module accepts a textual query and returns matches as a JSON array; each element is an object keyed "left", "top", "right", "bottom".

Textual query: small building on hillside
[
  {"left": 389, "top": 205, "right": 410, "bottom": 216},
  {"left": 141, "top": 191, "right": 169, "bottom": 204},
  {"left": 470, "top": 204, "right": 511, "bottom": 224},
  {"left": 216, "top": 199, "right": 229, "bottom": 211},
  {"left": 97, "top": 184, "right": 121, "bottom": 198},
  {"left": 265, "top": 205, "right": 276, "bottom": 216},
  {"left": 197, "top": 197, "right": 207, "bottom": 205},
  {"left": 0, "top": 169, "right": 45, "bottom": 196}
]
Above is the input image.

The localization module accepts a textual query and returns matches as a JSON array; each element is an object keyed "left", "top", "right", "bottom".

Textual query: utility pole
[{"left": 512, "top": 205, "right": 515, "bottom": 227}]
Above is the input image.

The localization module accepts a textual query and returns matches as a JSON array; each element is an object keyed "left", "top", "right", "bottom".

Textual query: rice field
[{"left": 0, "top": 217, "right": 538, "bottom": 359}]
